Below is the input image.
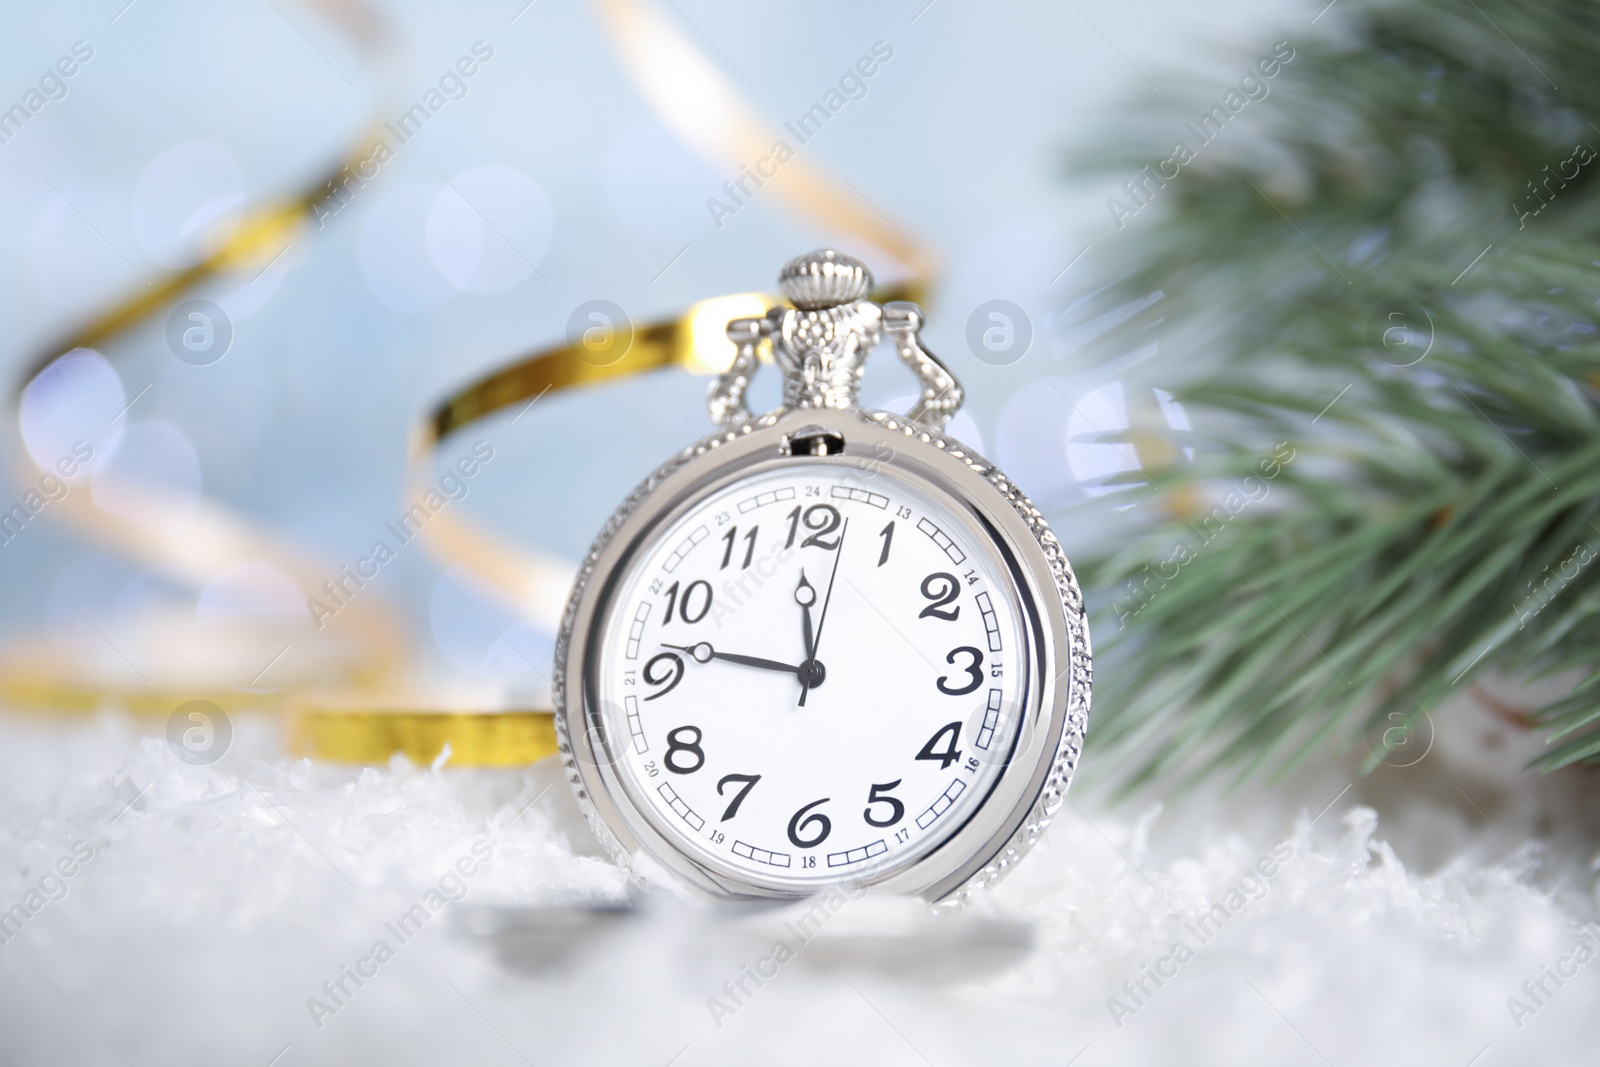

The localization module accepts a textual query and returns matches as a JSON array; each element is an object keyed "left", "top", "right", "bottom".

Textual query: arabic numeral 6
[{"left": 786, "top": 798, "right": 832, "bottom": 848}]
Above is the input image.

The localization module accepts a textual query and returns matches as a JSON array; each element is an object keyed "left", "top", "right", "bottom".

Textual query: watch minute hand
[
  {"left": 799, "top": 518, "right": 848, "bottom": 707},
  {"left": 810, "top": 518, "right": 849, "bottom": 654},
  {"left": 662, "top": 643, "right": 799, "bottom": 675}
]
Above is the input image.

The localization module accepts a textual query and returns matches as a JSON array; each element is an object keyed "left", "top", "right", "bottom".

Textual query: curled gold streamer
[
  {"left": 405, "top": 284, "right": 924, "bottom": 633},
  {"left": 3, "top": 5, "right": 406, "bottom": 714},
  {"left": 403, "top": 0, "right": 941, "bottom": 638},
  {"left": 590, "top": 0, "right": 940, "bottom": 281},
  {"left": 288, "top": 702, "right": 559, "bottom": 767},
  {"left": 3, "top": 0, "right": 939, "bottom": 770}
]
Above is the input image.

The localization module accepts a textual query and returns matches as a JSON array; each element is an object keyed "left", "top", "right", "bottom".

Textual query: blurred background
[
  {"left": 3, "top": 0, "right": 1598, "bottom": 1063},
  {"left": 0, "top": 0, "right": 1284, "bottom": 683}
]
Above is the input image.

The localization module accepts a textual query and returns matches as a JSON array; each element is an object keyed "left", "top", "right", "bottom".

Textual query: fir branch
[{"left": 1069, "top": 0, "right": 1600, "bottom": 789}]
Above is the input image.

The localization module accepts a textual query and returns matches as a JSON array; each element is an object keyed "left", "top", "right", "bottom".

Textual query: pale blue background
[{"left": 0, "top": 0, "right": 1301, "bottom": 687}]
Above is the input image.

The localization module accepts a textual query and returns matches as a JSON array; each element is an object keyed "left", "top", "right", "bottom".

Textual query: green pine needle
[{"left": 1068, "top": 0, "right": 1600, "bottom": 791}]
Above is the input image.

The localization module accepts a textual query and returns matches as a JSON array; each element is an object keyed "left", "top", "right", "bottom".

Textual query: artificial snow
[{"left": 0, "top": 680, "right": 1596, "bottom": 1065}]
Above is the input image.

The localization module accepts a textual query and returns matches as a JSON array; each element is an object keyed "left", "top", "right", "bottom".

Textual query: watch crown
[{"left": 778, "top": 249, "right": 873, "bottom": 310}]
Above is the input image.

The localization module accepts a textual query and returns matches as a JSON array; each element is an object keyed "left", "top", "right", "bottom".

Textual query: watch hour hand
[{"left": 795, "top": 571, "right": 818, "bottom": 662}]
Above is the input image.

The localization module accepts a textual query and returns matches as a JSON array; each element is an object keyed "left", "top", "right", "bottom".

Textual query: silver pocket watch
[{"left": 556, "top": 250, "right": 1090, "bottom": 903}]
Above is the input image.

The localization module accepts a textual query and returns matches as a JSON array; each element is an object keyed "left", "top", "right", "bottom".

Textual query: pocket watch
[{"left": 556, "top": 250, "right": 1090, "bottom": 903}]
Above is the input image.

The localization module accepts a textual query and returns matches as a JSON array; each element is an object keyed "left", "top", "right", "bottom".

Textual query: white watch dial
[{"left": 591, "top": 461, "right": 1030, "bottom": 889}]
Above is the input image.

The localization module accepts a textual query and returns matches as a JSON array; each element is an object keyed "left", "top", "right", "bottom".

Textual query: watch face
[{"left": 586, "top": 459, "right": 1033, "bottom": 892}]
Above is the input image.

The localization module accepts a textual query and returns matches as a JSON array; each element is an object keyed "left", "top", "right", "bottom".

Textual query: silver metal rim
[{"left": 554, "top": 406, "right": 1091, "bottom": 905}]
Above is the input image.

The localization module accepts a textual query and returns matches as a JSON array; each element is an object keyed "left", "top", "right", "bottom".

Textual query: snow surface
[{"left": 1, "top": 680, "right": 1597, "bottom": 1066}]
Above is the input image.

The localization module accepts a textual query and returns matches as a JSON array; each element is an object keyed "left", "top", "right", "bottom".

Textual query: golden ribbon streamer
[
  {"left": 2, "top": 6, "right": 405, "bottom": 714},
  {"left": 3, "top": 0, "right": 938, "bottom": 769},
  {"left": 591, "top": 0, "right": 939, "bottom": 280},
  {"left": 405, "top": 281, "right": 924, "bottom": 627},
  {"left": 288, "top": 703, "right": 559, "bottom": 767},
  {"left": 405, "top": 291, "right": 774, "bottom": 632},
  {"left": 401, "top": 0, "right": 940, "bottom": 632}
]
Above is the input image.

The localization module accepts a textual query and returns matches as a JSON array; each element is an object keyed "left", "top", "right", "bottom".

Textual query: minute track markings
[
  {"left": 603, "top": 465, "right": 1027, "bottom": 885},
  {"left": 641, "top": 487, "right": 990, "bottom": 858}
]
